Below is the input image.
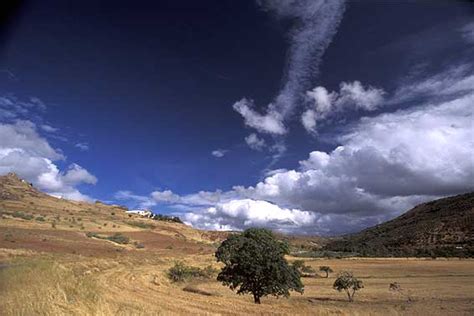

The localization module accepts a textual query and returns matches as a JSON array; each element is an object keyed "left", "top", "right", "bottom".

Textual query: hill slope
[
  {"left": 0, "top": 172, "right": 224, "bottom": 258},
  {"left": 324, "top": 192, "right": 474, "bottom": 257}
]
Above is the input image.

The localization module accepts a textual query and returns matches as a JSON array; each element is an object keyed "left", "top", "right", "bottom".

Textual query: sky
[{"left": 0, "top": 0, "right": 473, "bottom": 235}]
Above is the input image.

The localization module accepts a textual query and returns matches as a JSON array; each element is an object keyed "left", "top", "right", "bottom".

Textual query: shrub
[
  {"left": 319, "top": 266, "right": 333, "bottom": 278},
  {"left": 216, "top": 228, "right": 303, "bottom": 304},
  {"left": 11, "top": 211, "right": 34, "bottom": 220},
  {"left": 333, "top": 271, "right": 363, "bottom": 302},
  {"left": 86, "top": 232, "right": 99, "bottom": 238},
  {"left": 292, "top": 260, "right": 315, "bottom": 275},
  {"left": 35, "top": 216, "right": 45, "bottom": 222},
  {"left": 106, "top": 233, "right": 129, "bottom": 244},
  {"left": 167, "top": 262, "right": 217, "bottom": 283}
]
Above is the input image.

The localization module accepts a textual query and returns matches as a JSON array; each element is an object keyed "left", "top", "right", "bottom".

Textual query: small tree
[
  {"left": 215, "top": 228, "right": 304, "bottom": 304},
  {"left": 333, "top": 271, "right": 363, "bottom": 302},
  {"left": 293, "top": 260, "right": 315, "bottom": 275},
  {"left": 319, "top": 265, "right": 333, "bottom": 278}
]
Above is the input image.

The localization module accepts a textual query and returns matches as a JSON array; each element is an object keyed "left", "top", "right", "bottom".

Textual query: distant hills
[{"left": 324, "top": 192, "right": 474, "bottom": 257}]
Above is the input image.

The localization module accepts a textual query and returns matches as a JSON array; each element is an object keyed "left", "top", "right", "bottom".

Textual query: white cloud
[
  {"left": 117, "top": 65, "right": 474, "bottom": 235},
  {"left": 257, "top": 0, "right": 347, "bottom": 116},
  {"left": 0, "top": 96, "right": 46, "bottom": 121},
  {"left": 41, "top": 124, "right": 59, "bottom": 133},
  {"left": 390, "top": 63, "right": 474, "bottom": 104},
  {"left": 0, "top": 121, "right": 62, "bottom": 160},
  {"left": 211, "top": 149, "right": 228, "bottom": 158},
  {"left": 75, "top": 142, "right": 89, "bottom": 151},
  {"left": 233, "top": 0, "right": 346, "bottom": 136},
  {"left": 184, "top": 199, "right": 316, "bottom": 233},
  {"left": 233, "top": 98, "right": 286, "bottom": 135},
  {"left": 302, "top": 81, "right": 386, "bottom": 133},
  {"left": 245, "top": 133, "right": 266, "bottom": 151},
  {"left": 236, "top": 76, "right": 473, "bottom": 233},
  {"left": 151, "top": 190, "right": 180, "bottom": 203},
  {"left": 0, "top": 121, "right": 97, "bottom": 201}
]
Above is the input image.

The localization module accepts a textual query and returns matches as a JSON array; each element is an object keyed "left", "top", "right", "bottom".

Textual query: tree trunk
[
  {"left": 346, "top": 290, "right": 352, "bottom": 302},
  {"left": 325, "top": 271, "right": 329, "bottom": 278},
  {"left": 254, "top": 294, "right": 261, "bottom": 304}
]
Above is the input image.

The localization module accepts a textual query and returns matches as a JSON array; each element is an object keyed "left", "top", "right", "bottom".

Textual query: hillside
[
  {"left": 0, "top": 172, "right": 225, "bottom": 258},
  {"left": 324, "top": 192, "right": 474, "bottom": 257}
]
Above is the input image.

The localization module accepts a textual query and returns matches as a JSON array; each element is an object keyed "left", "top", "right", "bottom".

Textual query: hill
[
  {"left": 0, "top": 172, "right": 225, "bottom": 258},
  {"left": 324, "top": 192, "right": 474, "bottom": 257}
]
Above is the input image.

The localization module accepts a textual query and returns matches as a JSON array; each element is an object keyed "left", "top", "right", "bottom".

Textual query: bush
[
  {"left": 106, "top": 233, "right": 129, "bottom": 244},
  {"left": 35, "top": 216, "right": 45, "bottom": 222},
  {"left": 292, "top": 260, "right": 315, "bottom": 275},
  {"left": 333, "top": 271, "right": 363, "bottom": 302},
  {"left": 167, "top": 262, "right": 217, "bottom": 283},
  {"left": 11, "top": 211, "right": 34, "bottom": 220}
]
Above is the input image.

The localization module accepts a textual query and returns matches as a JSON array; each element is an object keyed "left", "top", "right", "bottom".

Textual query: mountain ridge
[{"left": 323, "top": 192, "right": 474, "bottom": 257}]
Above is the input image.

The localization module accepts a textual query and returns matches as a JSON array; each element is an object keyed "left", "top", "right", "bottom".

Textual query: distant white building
[{"left": 125, "top": 209, "right": 153, "bottom": 217}]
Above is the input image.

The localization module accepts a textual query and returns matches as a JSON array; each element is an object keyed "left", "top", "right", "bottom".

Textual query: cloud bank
[{"left": 119, "top": 64, "right": 474, "bottom": 235}]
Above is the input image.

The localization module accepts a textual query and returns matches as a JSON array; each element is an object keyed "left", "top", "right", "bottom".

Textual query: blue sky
[{"left": 1, "top": 0, "right": 473, "bottom": 235}]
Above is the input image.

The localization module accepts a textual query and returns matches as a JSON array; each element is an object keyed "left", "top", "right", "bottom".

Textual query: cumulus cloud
[
  {"left": 245, "top": 133, "right": 266, "bottom": 151},
  {"left": 117, "top": 65, "right": 473, "bottom": 235},
  {"left": 233, "top": 99, "right": 286, "bottom": 135},
  {"left": 233, "top": 0, "right": 346, "bottom": 135},
  {"left": 0, "top": 121, "right": 97, "bottom": 201},
  {"left": 151, "top": 190, "right": 180, "bottom": 203},
  {"left": 302, "top": 81, "right": 385, "bottom": 133},
  {"left": 184, "top": 199, "right": 316, "bottom": 232}
]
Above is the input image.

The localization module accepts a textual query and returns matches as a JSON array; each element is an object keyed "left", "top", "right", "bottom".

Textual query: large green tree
[{"left": 215, "top": 228, "right": 304, "bottom": 304}]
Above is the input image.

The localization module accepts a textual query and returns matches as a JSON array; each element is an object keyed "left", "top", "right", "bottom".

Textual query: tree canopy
[
  {"left": 333, "top": 271, "right": 363, "bottom": 302},
  {"left": 215, "top": 228, "right": 304, "bottom": 304}
]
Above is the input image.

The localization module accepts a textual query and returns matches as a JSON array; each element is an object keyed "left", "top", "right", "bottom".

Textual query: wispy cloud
[
  {"left": 41, "top": 124, "right": 59, "bottom": 133},
  {"left": 75, "top": 142, "right": 89, "bottom": 151},
  {"left": 245, "top": 133, "right": 266, "bottom": 151},
  {"left": 460, "top": 21, "right": 474, "bottom": 44},
  {"left": 211, "top": 149, "right": 228, "bottom": 158},
  {"left": 234, "top": 0, "right": 347, "bottom": 134}
]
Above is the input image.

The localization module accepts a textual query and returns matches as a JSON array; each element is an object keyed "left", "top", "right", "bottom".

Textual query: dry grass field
[
  {"left": 1, "top": 174, "right": 474, "bottom": 315},
  {"left": 1, "top": 231, "right": 473, "bottom": 315}
]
